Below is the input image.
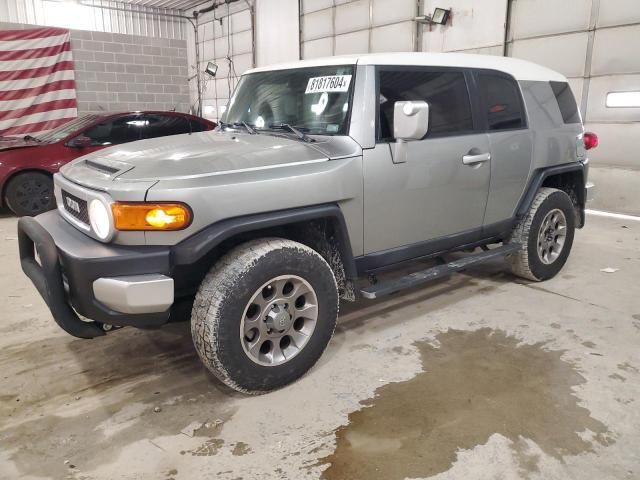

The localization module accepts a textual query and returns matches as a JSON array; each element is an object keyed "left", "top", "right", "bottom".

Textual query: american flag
[{"left": 0, "top": 26, "right": 77, "bottom": 137}]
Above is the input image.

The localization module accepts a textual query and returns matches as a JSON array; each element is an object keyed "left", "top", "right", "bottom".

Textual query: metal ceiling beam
[{"left": 119, "top": 0, "right": 208, "bottom": 9}]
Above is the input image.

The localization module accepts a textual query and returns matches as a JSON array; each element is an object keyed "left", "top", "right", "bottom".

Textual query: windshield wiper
[
  {"left": 218, "top": 121, "right": 258, "bottom": 134},
  {"left": 23, "top": 134, "right": 43, "bottom": 143},
  {"left": 268, "top": 123, "right": 314, "bottom": 143},
  {"left": 237, "top": 121, "right": 257, "bottom": 134}
]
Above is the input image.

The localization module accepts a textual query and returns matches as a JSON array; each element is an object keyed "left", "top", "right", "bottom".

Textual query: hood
[
  {"left": 61, "top": 130, "right": 361, "bottom": 186},
  {"left": 0, "top": 137, "right": 46, "bottom": 152}
]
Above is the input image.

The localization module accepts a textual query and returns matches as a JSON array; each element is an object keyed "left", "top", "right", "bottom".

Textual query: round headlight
[{"left": 88, "top": 199, "right": 111, "bottom": 240}]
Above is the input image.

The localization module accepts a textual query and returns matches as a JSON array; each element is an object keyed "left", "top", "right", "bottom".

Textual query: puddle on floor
[{"left": 321, "top": 328, "right": 612, "bottom": 480}]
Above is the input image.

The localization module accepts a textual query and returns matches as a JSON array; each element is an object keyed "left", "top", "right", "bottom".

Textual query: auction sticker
[{"left": 305, "top": 75, "right": 352, "bottom": 94}]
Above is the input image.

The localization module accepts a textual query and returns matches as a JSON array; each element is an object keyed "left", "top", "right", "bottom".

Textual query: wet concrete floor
[
  {"left": 1, "top": 213, "right": 639, "bottom": 479},
  {"left": 321, "top": 329, "right": 612, "bottom": 480}
]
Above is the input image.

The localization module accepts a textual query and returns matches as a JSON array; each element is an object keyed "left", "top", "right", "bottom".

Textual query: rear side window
[
  {"left": 550, "top": 81, "right": 580, "bottom": 124},
  {"left": 377, "top": 69, "right": 473, "bottom": 141},
  {"left": 190, "top": 119, "right": 208, "bottom": 132},
  {"left": 142, "top": 115, "right": 191, "bottom": 139},
  {"left": 83, "top": 115, "right": 143, "bottom": 145},
  {"left": 478, "top": 74, "right": 525, "bottom": 131}
]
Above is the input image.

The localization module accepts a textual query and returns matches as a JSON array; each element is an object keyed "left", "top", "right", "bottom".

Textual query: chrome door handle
[{"left": 462, "top": 152, "right": 491, "bottom": 165}]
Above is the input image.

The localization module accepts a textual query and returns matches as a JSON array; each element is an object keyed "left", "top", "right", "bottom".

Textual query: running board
[{"left": 359, "top": 243, "right": 521, "bottom": 300}]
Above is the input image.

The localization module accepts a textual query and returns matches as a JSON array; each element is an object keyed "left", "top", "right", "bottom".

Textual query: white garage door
[
  {"left": 508, "top": 0, "right": 640, "bottom": 215},
  {"left": 300, "top": 0, "right": 418, "bottom": 59}
]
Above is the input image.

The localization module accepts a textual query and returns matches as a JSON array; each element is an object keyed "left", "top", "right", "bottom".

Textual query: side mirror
[
  {"left": 393, "top": 101, "right": 429, "bottom": 141},
  {"left": 67, "top": 135, "right": 92, "bottom": 148}
]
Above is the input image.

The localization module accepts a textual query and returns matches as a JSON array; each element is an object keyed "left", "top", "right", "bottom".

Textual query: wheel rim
[
  {"left": 537, "top": 208, "right": 567, "bottom": 265},
  {"left": 14, "top": 178, "right": 52, "bottom": 213},
  {"left": 240, "top": 275, "right": 318, "bottom": 367}
]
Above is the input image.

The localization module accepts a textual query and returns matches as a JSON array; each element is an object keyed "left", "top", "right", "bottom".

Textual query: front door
[{"left": 363, "top": 67, "right": 491, "bottom": 255}]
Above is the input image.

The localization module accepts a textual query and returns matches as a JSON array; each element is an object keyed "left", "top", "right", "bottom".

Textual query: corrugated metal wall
[{"left": 0, "top": 0, "right": 186, "bottom": 39}]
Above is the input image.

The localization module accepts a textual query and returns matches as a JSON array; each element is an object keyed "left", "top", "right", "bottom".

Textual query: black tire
[
  {"left": 4, "top": 172, "right": 55, "bottom": 217},
  {"left": 508, "top": 187, "right": 576, "bottom": 281},
  {"left": 191, "top": 238, "right": 339, "bottom": 394}
]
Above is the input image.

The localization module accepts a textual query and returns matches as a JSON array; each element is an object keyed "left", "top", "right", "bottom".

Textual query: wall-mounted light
[
  {"left": 204, "top": 62, "right": 218, "bottom": 78},
  {"left": 415, "top": 7, "right": 451, "bottom": 25},
  {"left": 606, "top": 91, "right": 640, "bottom": 108}
]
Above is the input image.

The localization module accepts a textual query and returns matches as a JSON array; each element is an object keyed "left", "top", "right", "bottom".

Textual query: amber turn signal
[{"left": 112, "top": 202, "right": 192, "bottom": 231}]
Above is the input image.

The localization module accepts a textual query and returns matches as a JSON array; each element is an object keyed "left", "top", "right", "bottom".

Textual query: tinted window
[
  {"left": 550, "top": 81, "right": 580, "bottom": 124},
  {"left": 190, "top": 119, "right": 207, "bottom": 132},
  {"left": 83, "top": 115, "right": 143, "bottom": 145},
  {"left": 378, "top": 69, "right": 473, "bottom": 141},
  {"left": 478, "top": 74, "right": 525, "bottom": 131},
  {"left": 142, "top": 115, "right": 191, "bottom": 139}
]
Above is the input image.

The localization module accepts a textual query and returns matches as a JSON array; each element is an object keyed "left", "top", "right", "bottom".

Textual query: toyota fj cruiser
[{"left": 18, "top": 53, "right": 596, "bottom": 394}]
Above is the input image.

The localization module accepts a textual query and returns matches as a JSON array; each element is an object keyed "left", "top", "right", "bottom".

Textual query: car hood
[
  {"left": 60, "top": 130, "right": 361, "bottom": 188},
  {"left": 0, "top": 138, "right": 45, "bottom": 152}
]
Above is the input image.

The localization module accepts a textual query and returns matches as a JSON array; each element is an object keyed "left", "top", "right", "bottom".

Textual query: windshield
[
  {"left": 223, "top": 65, "right": 355, "bottom": 136},
  {"left": 36, "top": 114, "right": 104, "bottom": 142}
]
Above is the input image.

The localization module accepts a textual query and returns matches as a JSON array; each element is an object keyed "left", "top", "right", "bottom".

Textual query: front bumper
[{"left": 18, "top": 211, "right": 173, "bottom": 338}]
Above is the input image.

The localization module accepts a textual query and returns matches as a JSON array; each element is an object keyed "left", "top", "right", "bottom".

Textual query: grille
[{"left": 61, "top": 190, "right": 89, "bottom": 225}]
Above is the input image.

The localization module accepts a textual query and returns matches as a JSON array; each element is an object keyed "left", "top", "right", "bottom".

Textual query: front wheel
[
  {"left": 191, "top": 238, "right": 339, "bottom": 394},
  {"left": 5, "top": 172, "right": 55, "bottom": 217},
  {"left": 508, "top": 187, "right": 576, "bottom": 281}
]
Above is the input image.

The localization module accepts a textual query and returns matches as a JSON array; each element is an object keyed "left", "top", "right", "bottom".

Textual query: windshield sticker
[
  {"left": 305, "top": 75, "right": 352, "bottom": 94},
  {"left": 311, "top": 92, "right": 329, "bottom": 114}
]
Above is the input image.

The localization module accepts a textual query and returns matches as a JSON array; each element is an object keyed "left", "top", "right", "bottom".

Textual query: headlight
[
  {"left": 111, "top": 202, "right": 192, "bottom": 231},
  {"left": 88, "top": 199, "right": 112, "bottom": 240}
]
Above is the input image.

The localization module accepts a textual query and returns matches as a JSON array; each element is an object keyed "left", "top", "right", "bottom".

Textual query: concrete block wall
[
  {"left": 70, "top": 29, "right": 190, "bottom": 114},
  {"left": 0, "top": 21, "right": 191, "bottom": 115}
]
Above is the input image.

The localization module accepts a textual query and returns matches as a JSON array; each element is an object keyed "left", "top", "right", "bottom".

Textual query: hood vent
[{"left": 85, "top": 159, "right": 119, "bottom": 175}]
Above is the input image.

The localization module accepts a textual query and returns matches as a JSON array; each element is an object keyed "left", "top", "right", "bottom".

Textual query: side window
[
  {"left": 377, "top": 69, "right": 473, "bottom": 141},
  {"left": 190, "top": 119, "right": 207, "bottom": 132},
  {"left": 142, "top": 115, "right": 191, "bottom": 139},
  {"left": 478, "top": 74, "right": 525, "bottom": 131},
  {"left": 550, "top": 81, "right": 580, "bottom": 124},
  {"left": 83, "top": 115, "right": 143, "bottom": 145}
]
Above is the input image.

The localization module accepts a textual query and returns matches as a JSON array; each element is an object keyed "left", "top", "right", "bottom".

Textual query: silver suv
[{"left": 18, "top": 53, "right": 597, "bottom": 394}]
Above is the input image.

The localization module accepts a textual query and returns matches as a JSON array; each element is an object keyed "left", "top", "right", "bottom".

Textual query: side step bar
[{"left": 359, "top": 243, "right": 521, "bottom": 300}]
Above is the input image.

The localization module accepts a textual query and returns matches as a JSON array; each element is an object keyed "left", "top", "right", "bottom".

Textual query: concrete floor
[{"left": 0, "top": 212, "right": 639, "bottom": 480}]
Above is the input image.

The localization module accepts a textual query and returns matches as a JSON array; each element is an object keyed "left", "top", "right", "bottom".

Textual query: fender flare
[
  {"left": 171, "top": 203, "right": 358, "bottom": 280},
  {"left": 516, "top": 162, "right": 586, "bottom": 218}
]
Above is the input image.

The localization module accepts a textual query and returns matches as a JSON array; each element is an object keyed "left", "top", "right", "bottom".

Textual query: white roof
[{"left": 245, "top": 52, "right": 566, "bottom": 83}]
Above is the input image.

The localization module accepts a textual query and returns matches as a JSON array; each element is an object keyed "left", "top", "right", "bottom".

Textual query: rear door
[
  {"left": 476, "top": 71, "right": 532, "bottom": 226},
  {"left": 363, "top": 67, "right": 491, "bottom": 255}
]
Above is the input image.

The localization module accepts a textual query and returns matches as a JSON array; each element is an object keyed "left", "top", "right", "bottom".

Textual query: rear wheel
[
  {"left": 191, "top": 238, "right": 339, "bottom": 394},
  {"left": 5, "top": 172, "right": 55, "bottom": 217},
  {"left": 508, "top": 187, "right": 576, "bottom": 281}
]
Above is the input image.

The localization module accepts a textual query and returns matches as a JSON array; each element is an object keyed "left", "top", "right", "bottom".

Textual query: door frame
[{"left": 373, "top": 64, "right": 485, "bottom": 143}]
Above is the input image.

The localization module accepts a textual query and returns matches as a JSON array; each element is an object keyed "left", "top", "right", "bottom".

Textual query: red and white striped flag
[{"left": 0, "top": 27, "right": 77, "bottom": 137}]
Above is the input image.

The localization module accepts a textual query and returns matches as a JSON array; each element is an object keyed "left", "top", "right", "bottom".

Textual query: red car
[{"left": 0, "top": 111, "right": 216, "bottom": 216}]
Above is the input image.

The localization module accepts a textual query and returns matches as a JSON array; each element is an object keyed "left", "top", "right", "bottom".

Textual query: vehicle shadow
[{"left": 0, "top": 206, "right": 15, "bottom": 218}]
